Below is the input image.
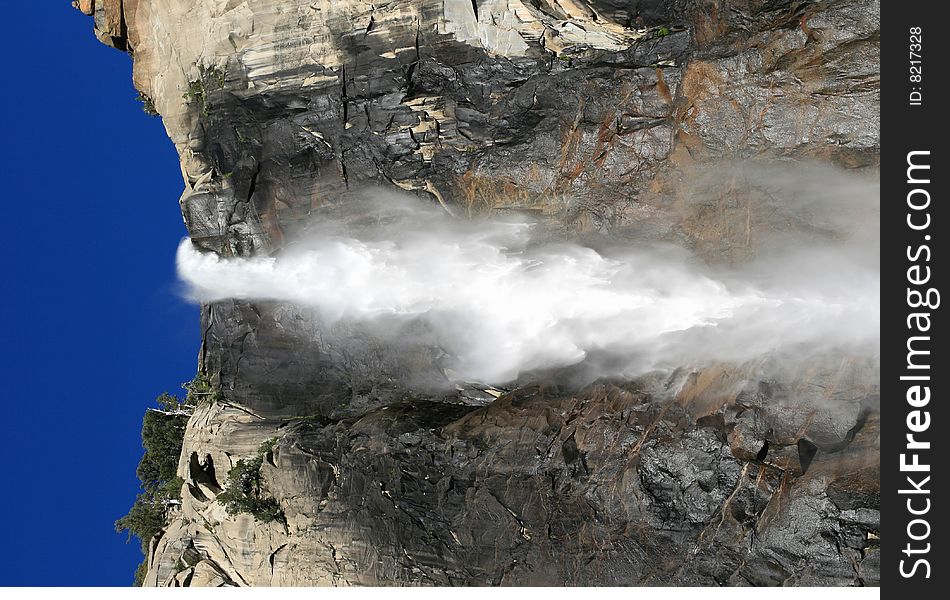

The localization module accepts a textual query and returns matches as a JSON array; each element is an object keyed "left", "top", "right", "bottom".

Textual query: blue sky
[{"left": 0, "top": 3, "right": 199, "bottom": 585}]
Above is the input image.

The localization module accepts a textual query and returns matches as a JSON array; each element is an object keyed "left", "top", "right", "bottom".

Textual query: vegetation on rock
[
  {"left": 183, "top": 64, "right": 226, "bottom": 117},
  {"left": 217, "top": 438, "right": 285, "bottom": 524},
  {"left": 135, "top": 92, "right": 159, "bottom": 116},
  {"left": 184, "top": 372, "right": 222, "bottom": 405},
  {"left": 115, "top": 375, "right": 216, "bottom": 585}
]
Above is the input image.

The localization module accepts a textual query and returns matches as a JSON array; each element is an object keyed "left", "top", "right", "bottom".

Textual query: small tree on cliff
[
  {"left": 115, "top": 389, "right": 195, "bottom": 585},
  {"left": 216, "top": 438, "right": 285, "bottom": 524}
]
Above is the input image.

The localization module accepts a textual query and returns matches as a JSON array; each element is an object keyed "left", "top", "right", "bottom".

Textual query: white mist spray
[{"left": 177, "top": 164, "right": 880, "bottom": 385}]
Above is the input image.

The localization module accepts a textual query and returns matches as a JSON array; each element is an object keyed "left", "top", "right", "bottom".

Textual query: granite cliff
[{"left": 79, "top": 0, "right": 880, "bottom": 586}]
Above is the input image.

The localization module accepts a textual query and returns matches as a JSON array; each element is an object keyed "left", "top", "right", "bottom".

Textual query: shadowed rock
[{"left": 79, "top": 0, "right": 879, "bottom": 586}]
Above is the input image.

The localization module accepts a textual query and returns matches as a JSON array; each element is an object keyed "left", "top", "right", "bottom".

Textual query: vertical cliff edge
[{"left": 79, "top": 0, "right": 880, "bottom": 586}]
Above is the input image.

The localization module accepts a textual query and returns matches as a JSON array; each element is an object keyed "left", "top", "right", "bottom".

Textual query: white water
[{"left": 177, "top": 165, "right": 879, "bottom": 384}]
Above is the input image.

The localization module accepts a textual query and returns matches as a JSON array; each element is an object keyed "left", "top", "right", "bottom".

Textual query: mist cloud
[{"left": 177, "top": 163, "right": 879, "bottom": 385}]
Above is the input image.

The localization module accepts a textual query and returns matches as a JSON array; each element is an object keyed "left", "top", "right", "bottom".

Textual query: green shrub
[
  {"left": 135, "top": 395, "right": 189, "bottom": 488},
  {"left": 116, "top": 387, "right": 196, "bottom": 585},
  {"left": 115, "top": 491, "right": 168, "bottom": 553},
  {"left": 183, "top": 64, "right": 226, "bottom": 117},
  {"left": 132, "top": 561, "right": 149, "bottom": 587},
  {"left": 217, "top": 439, "right": 285, "bottom": 523},
  {"left": 184, "top": 373, "right": 222, "bottom": 405},
  {"left": 135, "top": 92, "right": 159, "bottom": 116},
  {"left": 657, "top": 26, "right": 671, "bottom": 37}
]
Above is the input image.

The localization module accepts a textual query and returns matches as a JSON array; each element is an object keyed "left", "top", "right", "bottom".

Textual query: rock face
[{"left": 82, "top": 0, "right": 879, "bottom": 586}]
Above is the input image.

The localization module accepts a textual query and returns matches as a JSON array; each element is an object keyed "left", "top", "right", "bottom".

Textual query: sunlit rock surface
[{"left": 81, "top": 0, "right": 879, "bottom": 586}]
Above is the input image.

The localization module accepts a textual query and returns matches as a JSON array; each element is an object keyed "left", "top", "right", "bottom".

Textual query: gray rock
[{"left": 79, "top": 0, "right": 880, "bottom": 586}]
